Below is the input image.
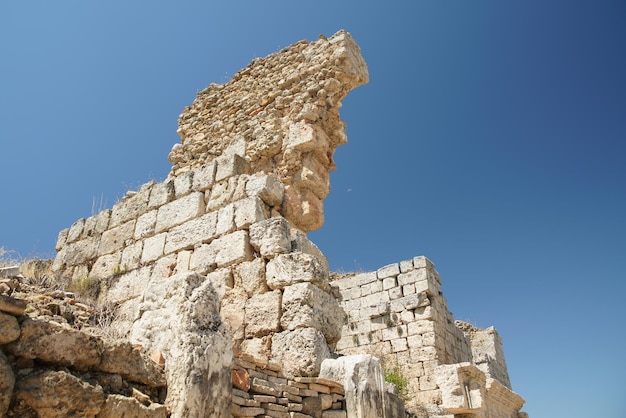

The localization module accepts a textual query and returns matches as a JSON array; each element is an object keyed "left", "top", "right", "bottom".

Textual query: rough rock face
[
  {"left": 130, "top": 271, "right": 232, "bottom": 417},
  {"left": 169, "top": 30, "right": 369, "bottom": 231}
]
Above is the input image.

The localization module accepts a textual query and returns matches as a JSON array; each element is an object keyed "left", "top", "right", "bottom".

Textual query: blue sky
[{"left": 1, "top": 2, "right": 625, "bottom": 416}]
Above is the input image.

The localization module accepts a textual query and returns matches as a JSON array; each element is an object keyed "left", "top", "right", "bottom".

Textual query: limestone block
[
  {"left": 94, "top": 209, "right": 112, "bottom": 234},
  {"left": 234, "top": 258, "right": 268, "bottom": 296},
  {"left": 152, "top": 254, "right": 178, "bottom": 278},
  {"left": 294, "top": 154, "right": 331, "bottom": 199},
  {"left": 6, "top": 317, "right": 103, "bottom": 371},
  {"left": 141, "top": 232, "right": 166, "bottom": 264},
  {"left": 130, "top": 272, "right": 232, "bottom": 417},
  {"left": 175, "top": 250, "right": 192, "bottom": 274},
  {"left": 148, "top": 179, "right": 175, "bottom": 209},
  {"left": 155, "top": 191, "right": 205, "bottom": 233},
  {"left": 0, "top": 351, "right": 14, "bottom": 416},
  {"left": 97, "top": 394, "right": 168, "bottom": 418},
  {"left": 134, "top": 210, "right": 157, "bottom": 239},
  {"left": 0, "top": 311, "right": 20, "bottom": 344},
  {"left": 221, "top": 287, "right": 248, "bottom": 340},
  {"left": 189, "top": 243, "right": 217, "bottom": 275},
  {"left": 281, "top": 282, "right": 344, "bottom": 344},
  {"left": 216, "top": 203, "right": 236, "bottom": 235},
  {"left": 435, "top": 363, "right": 486, "bottom": 414},
  {"left": 413, "top": 255, "right": 435, "bottom": 270},
  {"left": 99, "top": 341, "right": 166, "bottom": 387},
  {"left": 382, "top": 276, "right": 396, "bottom": 291},
  {"left": 121, "top": 240, "right": 143, "bottom": 271},
  {"left": 208, "top": 175, "right": 250, "bottom": 211},
  {"left": 283, "top": 186, "right": 325, "bottom": 232},
  {"left": 90, "top": 251, "right": 122, "bottom": 279},
  {"left": 354, "top": 272, "right": 377, "bottom": 286},
  {"left": 57, "top": 235, "right": 100, "bottom": 267},
  {"left": 399, "top": 259, "right": 414, "bottom": 273},
  {"left": 104, "top": 266, "right": 152, "bottom": 305},
  {"left": 207, "top": 268, "right": 234, "bottom": 300},
  {"left": 319, "top": 355, "right": 392, "bottom": 418},
  {"left": 249, "top": 217, "right": 291, "bottom": 257},
  {"left": 240, "top": 336, "right": 272, "bottom": 365},
  {"left": 12, "top": 370, "right": 104, "bottom": 417},
  {"left": 408, "top": 320, "right": 434, "bottom": 336},
  {"left": 192, "top": 161, "right": 216, "bottom": 192},
  {"left": 389, "top": 292, "right": 430, "bottom": 313},
  {"left": 110, "top": 184, "right": 152, "bottom": 228},
  {"left": 0, "top": 265, "right": 19, "bottom": 279},
  {"left": 235, "top": 196, "right": 269, "bottom": 229},
  {"left": 56, "top": 228, "right": 69, "bottom": 251},
  {"left": 245, "top": 173, "right": 284, "bottom": 206},
  {"left": 215, "top": 153, "right": 250, "bottom": 182},
  {"left": 164, "top": 211, "right": 218, "bottom": 254},
  {"left": 99, "top": 220, "right": 135, "bottom": 256},
  {"left": 377, "top": 263, "right": 400, "bottom": 279},
  {"left": 266, "top": 252, "right": 329, "bottom": 290},
  {"left": 245, "top": 289, "right": 282, "bottom": 338},
  {"left": 290, "top": 229, "right": 330, "bottom": 271},
  {"left": 382, "top": 325, "right": 407, "bottom": 341},
  {"left": 271, "top": 327, "right": 331, "bottom": 377},
  {"left": 212, "top": 230, "right": 254, "bottom": 268},
  {"left": 67, "top": 218, "right": 85, "bottom": 243},
  {"left": 174, "top": 170, "right": 194, "bottom": 197}
]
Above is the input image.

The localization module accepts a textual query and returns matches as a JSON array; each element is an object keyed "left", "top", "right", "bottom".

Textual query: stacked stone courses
[{"left": 45, "top": 30, "right": 527, "bottom": 417}]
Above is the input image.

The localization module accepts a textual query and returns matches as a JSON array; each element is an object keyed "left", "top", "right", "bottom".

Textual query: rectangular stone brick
[
  {"left": 245, "top": 173, "right": 284, "bottom": 206},
  {"left": 141, "top": 232, "right": 166, "bottom": 263},
  {"left": 174, "top": 170, "right": 194, "bottom": 197},
  {"left": 377, "top": 263, "right": 400, "bottom": 279},
  {"left": 382, "top": 276, "right": 396, "bottom": 290},
  {"left": 354, "top": 272, "right": 376, "bottom": 286},
  {"left": 331, "top": 276, "right": 357, "bottom": 290},
  {"left": 99, "top": 220, "right": 135, "bottom": 256},
  {"left": 216, "top": 153, "right": 250, "bottom": 181},
  {"left": 210, "top": 230, "right": 253, "bottom": 268},
  {"left": 235, "top": 196, "right": 269, "bottom": 229},
  {"left": 133, "top": 210, "right": 157, "bottom": 240},
  {"left": 66, "top": 218, "right": 85, "bottom": 243},
  {"left": 390, "top": 292, "right": 430, "bottom": 313},
  {"left": 363, "top": 290, "right": 389, "bottom": 308},
  {"left": 216, "top": 203, "right": 236, "bottom": 236},
  {"left": 191, "top": 161, "right": 216, "bottom": 192},
  {"left": 148, "top": 180, "right": 175, "bottom": 209},
  {"left": 164, "top": 212, "right": 217, "bottom": 254},
  {"left": 110, "top": 184, "right": 151, "bottom": 228},
  {"left": 399, "top": 258, "right": 414, "bottom": 273},
  {"left": 231, "top": 404, "right": 265, "bottom": 417},
  {"left": 155, "top": 191, "right": 205, "bottom": 233},
  {"left": 382, "top": 325, "right": 407, "bottom": 341}
]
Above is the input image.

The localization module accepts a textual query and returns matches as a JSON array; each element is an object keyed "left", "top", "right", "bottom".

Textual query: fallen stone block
[{"left": 0, "top": 294, "right": 26, "bottom": 315}]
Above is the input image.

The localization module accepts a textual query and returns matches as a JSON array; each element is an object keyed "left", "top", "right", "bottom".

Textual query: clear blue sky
[{"left": 1, "top": 2, "right": 625, "bottom": 416}]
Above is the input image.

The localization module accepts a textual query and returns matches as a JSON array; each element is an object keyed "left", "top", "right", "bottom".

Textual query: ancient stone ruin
[{"left": 0, "top": 30, "right": 528, "bottom": 417}]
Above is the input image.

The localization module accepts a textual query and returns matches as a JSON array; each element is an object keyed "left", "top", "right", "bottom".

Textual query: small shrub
[
  {"left": 384, "top": 367, "right": 409, "bottom": 399},
  {"left": 67, "top": 276, "right": 101, "bottom": 301}
]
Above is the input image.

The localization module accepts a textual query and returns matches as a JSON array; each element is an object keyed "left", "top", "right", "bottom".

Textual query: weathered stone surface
[
  {"left": 245, "top": 289, "right": 282, "bottom": 338},
  {"left": 6, "top": 317, "right": 103, "bottom": 371},
  {"left": 134, "top": 210, "right": 157, "bottom": 239},
  {"left": 155, "top": 191, "right": 205, "bottom": 233},
  {"left": 13, "top": 370, "right": 105, "bottom": 418},
  {"left": 320, "top": 355, "right": 402, "bottom": 418},
  {"left": 97, "top": 394, "right": 168, "bottom": 418},
  {"left": 240, "top": 336, "right": 272, "bottom": 366},
  {"left": 99, "top": 220, "right": 135, "bottom": 256},
  {"left": 109, "top": 184, "right": 152, "bottom": 228},
  {"left": 234, "top": 258, "right": 268, "bottom": 296},
  {"left": 130, "top": 272, "right": 232, "bottom": 417},
  {"left": 0, "top": 351, "right": 14, "bottom": 416},
  {"left": 0, "top": 294, "right": 26, "bottom": 315},
  {"left": 191, "top": 161, "right": 216, "bottom": 192},
  {"left": 271, "top": 328, "right": 331, "bottom": 377},
  {"left": 212, "top": 230, "right": 254, "bottom": 268},
  {"left": 234, "top": 196, "right": 269, "bottom": 229},
  {"left": 281, "top": 282, "right": 344, "bottom": 344},
  {"left": 249, "top": 217, "right": 291, "bottom": 257},
  {"left": 0, "top": 310, "right": 20, "bottom": 343},
  {"left": 245, "top": 174, "right": 285, "bottom": 207},
  {"left": 164, "top": 211, "right": 217, "bottom": 254},
  {"left": 266, "top": 252, "right": 329, "bottom": 290},
  {"left": 220, "top": 287, "right": 248, "bottom": 340},
  {"left": 100, "top": 341, "right": 166, "bottom": 387},
  {"left": 0, "top": 265, "right": 20, "bottom": 278}
]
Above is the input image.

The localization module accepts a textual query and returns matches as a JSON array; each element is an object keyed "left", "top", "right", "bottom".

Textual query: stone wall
[
  {"left": 232, "top": 355, "right": 347, "bottom": 418},
  {"left": 45, "top": 29, "right": 528, "bottom": 417},
  {"left": 330, "top": 256, "right": 524, "bottom": 417}
]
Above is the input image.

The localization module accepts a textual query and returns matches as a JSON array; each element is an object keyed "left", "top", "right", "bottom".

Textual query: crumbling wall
[
  {"left": 45, "top": 28, "right": 527, "bottom": 418},
  {"left": 331, "top": 257, "right": 525, "bottom": 417}
]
